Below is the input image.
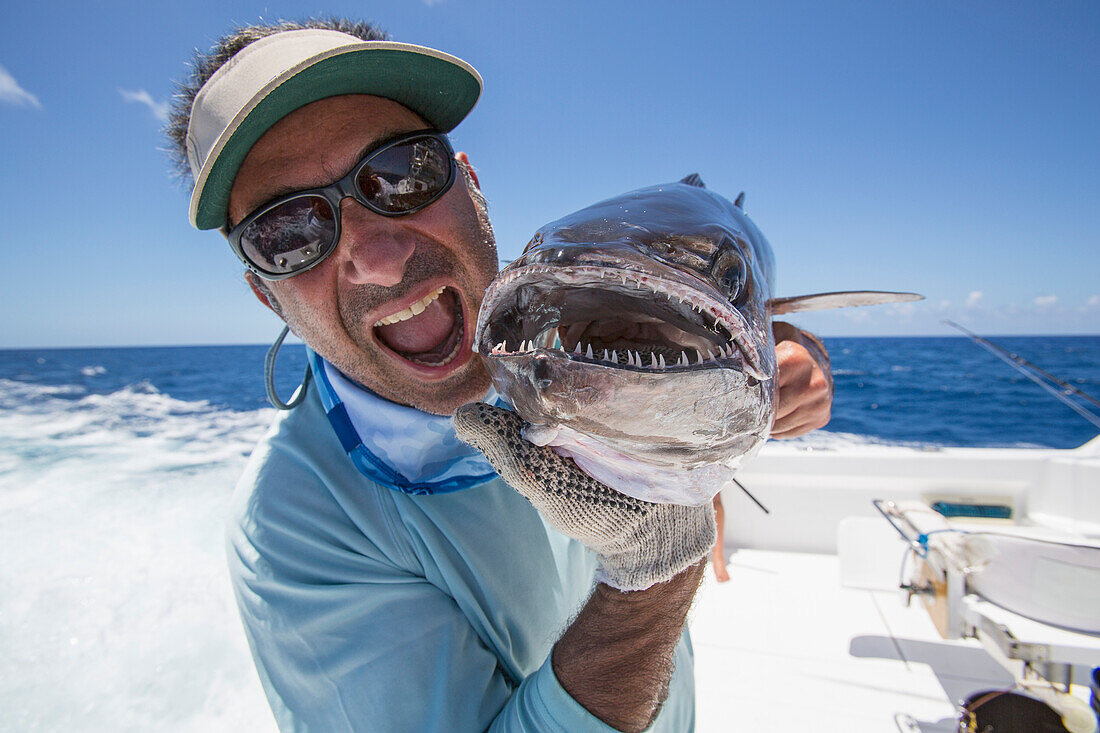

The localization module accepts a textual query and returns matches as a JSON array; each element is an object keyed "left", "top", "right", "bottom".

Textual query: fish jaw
[
  {"left": 476, "top": 261, "right": 773, "bottom": 382},
  {"left": 475, "top": 256, "right": 777, "bottom": 468}
]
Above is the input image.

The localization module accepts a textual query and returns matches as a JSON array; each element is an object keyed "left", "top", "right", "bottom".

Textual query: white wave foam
[
  {"left": 80, "top": 365, "right": 107, "bottom": 376},
  {"left": 0, "top": 379, "right": 277, "bottom": 730},
  {"left": 780, "top": 429, "right": 933, "bottom": 450}
]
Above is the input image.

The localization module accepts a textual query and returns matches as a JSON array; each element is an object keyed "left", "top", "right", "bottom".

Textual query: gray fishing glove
[{"left": 453, "top": 402, "right": 715, "bottom": 591}]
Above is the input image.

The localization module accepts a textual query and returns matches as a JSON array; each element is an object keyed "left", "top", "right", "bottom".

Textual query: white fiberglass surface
[{"left": 692, "top": 550, "right": 1061, "bottom": 733}]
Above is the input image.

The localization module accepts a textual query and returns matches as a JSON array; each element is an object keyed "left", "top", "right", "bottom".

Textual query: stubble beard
[{"left": 328, "top": 220, "right": 498, "bottom": 416}]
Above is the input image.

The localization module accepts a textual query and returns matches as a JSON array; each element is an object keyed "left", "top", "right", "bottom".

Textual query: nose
[{"left": 335, "top": 199, "right": 416, "bottom": 287}]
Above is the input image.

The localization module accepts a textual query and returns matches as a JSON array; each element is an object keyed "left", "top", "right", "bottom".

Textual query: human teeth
[{"left": 374, "top": 287, "right": 446, "bottom": 327}]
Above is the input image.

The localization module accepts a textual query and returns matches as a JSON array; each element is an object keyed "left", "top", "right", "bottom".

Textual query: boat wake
[{"left": 0, "top": 377, "right": 277, "bottom": 731}]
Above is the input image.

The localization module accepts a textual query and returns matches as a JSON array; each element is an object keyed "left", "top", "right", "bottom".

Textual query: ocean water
[{"left": 1, "top": 336, "right": 1097, "bottom": 730}]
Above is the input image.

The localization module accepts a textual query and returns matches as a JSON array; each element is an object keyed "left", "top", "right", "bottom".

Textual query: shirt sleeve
[{"left": 227, "top": 451, "right": 624, "bottom": 732}]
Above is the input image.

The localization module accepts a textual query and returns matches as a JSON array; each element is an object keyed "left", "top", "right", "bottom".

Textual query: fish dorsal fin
[
  {"left": 679, "top": 173, "right": 706, "bottom": 188},
  {"left": 734, "top": 192, "right": 745, "bottom": 209},
  {"left": 769, "top": 290, "right": 924, "bottom": 314}
]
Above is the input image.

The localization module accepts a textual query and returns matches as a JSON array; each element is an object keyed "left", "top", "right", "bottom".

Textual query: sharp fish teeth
[
  {"left": 658, "top": 354, "right": 666, "bottom": 369},
  {"left": 680, "top": 351, "right": 689, "bottom": 367},
  {"left": 603, "top": 349, "right": 610, "bottom": 362},
  {"left": 586, "top": 344, "right": 594, "bottom": 359},
  {"left": 650, "top": 353, "right": 659, "bottom": 369},
  {"left": 626, "top": 351, "right": 634, "bottom": 366},
  {"left": 611, "top": 350, "right": 618, "bottom": 364},
  {"left": 573, "top": 342, "right": 582, "bottom": 355},
  {"left": 696, "top": 350, "right": 704, "bottom": 365}
]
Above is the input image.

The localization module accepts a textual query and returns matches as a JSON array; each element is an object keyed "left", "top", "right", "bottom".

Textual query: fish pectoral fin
[{"left": 768, "top": 290, "right": 924, "bottom": 314}]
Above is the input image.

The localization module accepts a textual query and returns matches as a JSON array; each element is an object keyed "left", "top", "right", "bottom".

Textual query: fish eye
[{"left": 712, "top": 250, "right": 746, "bottom": 300}]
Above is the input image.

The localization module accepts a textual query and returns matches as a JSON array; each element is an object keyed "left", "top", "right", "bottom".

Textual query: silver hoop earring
[{"left": 265, "top": 325, "right": 312, "bottom": 410}]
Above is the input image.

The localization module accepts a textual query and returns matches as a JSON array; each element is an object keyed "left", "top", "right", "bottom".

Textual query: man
[{"left": 168, "top": 18, "right": 832, "bottom": 732}]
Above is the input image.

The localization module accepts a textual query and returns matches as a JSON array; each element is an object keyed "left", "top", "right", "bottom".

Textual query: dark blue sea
[{"left": 1, "top": 336, "right": 1097, "bottom": 450}]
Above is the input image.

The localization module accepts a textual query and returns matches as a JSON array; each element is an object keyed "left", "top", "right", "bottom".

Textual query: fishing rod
[{"left": 943, "top": 320, "right": 1100, "bottom": 432}]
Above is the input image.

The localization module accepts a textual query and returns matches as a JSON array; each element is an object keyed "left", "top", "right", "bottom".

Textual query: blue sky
[{"left": 1, "top": 1, "right": 1097, "bottom": 346}]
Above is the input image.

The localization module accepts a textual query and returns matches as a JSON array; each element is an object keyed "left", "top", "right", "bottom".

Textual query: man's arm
[
  {"left": 553, "top": 560, "right": 706, "bottom": 732},
  {"left": 454, "top": 403, "right": 715, "bottom": 732}
]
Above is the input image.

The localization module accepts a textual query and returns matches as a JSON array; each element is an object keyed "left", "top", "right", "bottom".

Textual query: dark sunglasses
[{"left": 226, "top": 130, "right": 457, "bottom": 280}]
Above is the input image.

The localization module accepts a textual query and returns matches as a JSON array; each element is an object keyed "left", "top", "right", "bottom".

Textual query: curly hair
[{"left": 164, "top": 17, "right": 388, "bottom": 186}]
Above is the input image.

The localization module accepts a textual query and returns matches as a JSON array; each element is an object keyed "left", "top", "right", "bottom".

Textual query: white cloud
[
  {"left": 119, "top": 88, "right": 168, "bottom": 122},
  {"left": 965, "top": 291, "right": 983, "bottom": 308},
  {"left": 842, "top": 308, "right": 871, "bottom": 322},
  {"left": 1034, "top": 295, "right": 1058, "bottom": 308},
  {"left": 0, "top": 64, "right": 41, "bottom": 108},
  {"left": 1087, "top": 295, "right": 1100, "bottom": 308}
]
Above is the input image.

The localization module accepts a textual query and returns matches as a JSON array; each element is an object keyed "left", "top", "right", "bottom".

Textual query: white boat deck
[
  {"left": 686, "top": 437, "right": 1100, "bottom": 731},
  {"left": 691, "top": 549, "right": 1023, "bottom": 731}
]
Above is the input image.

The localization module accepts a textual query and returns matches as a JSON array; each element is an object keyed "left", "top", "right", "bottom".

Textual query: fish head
[{"left": 474, "top": 178, "right": 778, "bottom": 470}]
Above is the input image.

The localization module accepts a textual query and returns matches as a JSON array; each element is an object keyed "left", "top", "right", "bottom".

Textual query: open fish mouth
[{"left": 476, "top": 263, "right": 768, "bottom": 381}]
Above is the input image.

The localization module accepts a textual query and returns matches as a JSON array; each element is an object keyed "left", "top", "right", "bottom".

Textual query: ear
[
  {"left": 246, "top": 272, "right": 281, "bottom": 316},
  {"left": 455, "top": 151, "right": 481, "bottom": 190}
]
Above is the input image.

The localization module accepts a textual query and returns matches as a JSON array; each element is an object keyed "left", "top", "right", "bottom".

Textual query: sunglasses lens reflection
[
  {"left": 241, "top": 196, "right": 337, "bottom": 276},
  {"left": 357, "top": 136, "right": 452, "bottom": 213}
]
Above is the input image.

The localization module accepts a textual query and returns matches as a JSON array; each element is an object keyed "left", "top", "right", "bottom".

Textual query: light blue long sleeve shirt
[{"left": 227, "top": 381, "right": 695, "bottom": 731}]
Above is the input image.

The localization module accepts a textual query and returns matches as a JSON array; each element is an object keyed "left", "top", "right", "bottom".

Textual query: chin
[{"left": 371, "top": 357, "right": 494, "bottom": 417}]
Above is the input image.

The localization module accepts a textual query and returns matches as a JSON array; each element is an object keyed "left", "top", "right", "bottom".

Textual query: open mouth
[
  {"left": 477, "top": 265, "right": 766, "bottom": 379},
  {"left": 373, "top": 286, "right": 466, "bottom": 368}
]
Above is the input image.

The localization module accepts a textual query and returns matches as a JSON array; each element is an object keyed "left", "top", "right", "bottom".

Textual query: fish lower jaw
[{"left": 485, "top": 337, "right": 763, "bottom": 377}]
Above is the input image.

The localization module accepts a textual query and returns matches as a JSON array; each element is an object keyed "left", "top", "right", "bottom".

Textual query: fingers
[
  {"left": 770, "top": 327, "right": 832, "bottom": 439},
  {"left": 710, "top": 494, "right": 729, "bottom": 582}
]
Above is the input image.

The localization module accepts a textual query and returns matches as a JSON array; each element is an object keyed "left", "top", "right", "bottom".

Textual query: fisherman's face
[{"left": 228, "top": 95, "right": 498, "bottom": 415}]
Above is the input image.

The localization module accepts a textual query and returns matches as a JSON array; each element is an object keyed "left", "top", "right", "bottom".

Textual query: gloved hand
[{"left": 453, "top": 402, "right": 716, "bottom": 591}]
